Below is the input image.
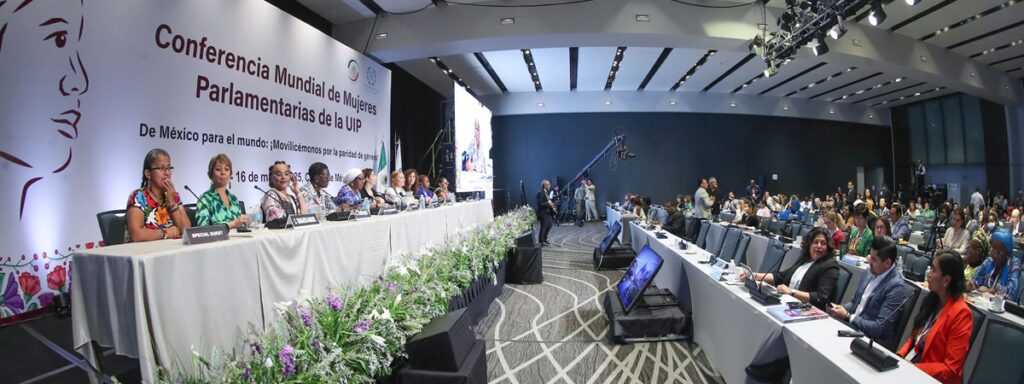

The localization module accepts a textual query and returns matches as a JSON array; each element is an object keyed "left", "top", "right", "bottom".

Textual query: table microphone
[
  {"left": 849, "top": 294, "right": 914, "bottom": 371},
  {"left": 184, "top": 185, "right": 200, "bottom": 201},
  {"left": 746, "top": 242, "right": 786, "bottom": 305}
]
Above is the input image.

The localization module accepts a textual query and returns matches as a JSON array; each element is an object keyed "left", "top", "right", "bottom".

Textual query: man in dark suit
[
  {"left": 826, "top": 236, "right": 910, "bottom": 350},
  {"left": 662, "top": 201, "right": 686, "bottom": 237},
  {"left": 536, "top": 180, "right": 555, "bottom": 246},
  {"left": 846, "top": 181, "right": 857, "bottom": 208}
]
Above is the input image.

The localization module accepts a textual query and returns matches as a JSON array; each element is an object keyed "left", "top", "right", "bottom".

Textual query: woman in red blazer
[{"left": 898, "top": 250, "right": 973, "bottom": 384}]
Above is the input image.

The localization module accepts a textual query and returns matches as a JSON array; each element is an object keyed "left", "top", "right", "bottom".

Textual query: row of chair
[{"left": 96, "top": 204, "right": 205, "bottom": 246}]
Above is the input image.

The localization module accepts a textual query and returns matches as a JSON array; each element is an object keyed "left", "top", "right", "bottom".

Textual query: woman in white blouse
[{"left": 384, "top": 169, "right": 416, "bottom": 207}]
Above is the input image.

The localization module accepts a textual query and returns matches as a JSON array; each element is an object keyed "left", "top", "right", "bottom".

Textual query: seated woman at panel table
[
  {"left": 194, "top": 154, "right": 251, "bottom": 228},
  {"left": 403, "top": 169, "right": 418, "bottom": 194},
  {"left": 738, "top": 227, "right": 840, "bottom": 310},
  {"left": 415, "top": 174, "right": 436, "bottom": 202},
  {"left": 335, "top": 168, "right": 378, "bottom": 210},
  {"left": 898, "top": 250, "right": 973, "bottom": 384},
  {"left": 384, "top": 170, "right": 417, "bottom": 208},
  {"left": 967, "top": 230, "right": 1022, "bottom": 303},
  {"left": 359, "top": 168, "right": 386, "bottom": 205},
  {"left": 435, "top": 177, "right": 453, "bottom": 203},
  {"left": 300, "top": 162, "right": 340, "bottom": 220},
  {"left": 261, "top": 161, "right": 306, "bottom": 223},
  {"left": 125, "top": 148, "right": 192, "bottom": 242},
  {"left": 938, "top": 210, "right": 970, "bottom": 255},
  {"left": 963, "top": 231, "right": 989, "bottom": 280}
]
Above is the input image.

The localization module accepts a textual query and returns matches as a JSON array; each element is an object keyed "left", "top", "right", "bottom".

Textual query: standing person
[
  {"left": 573, "top": 182, "right": 586, "bottom": 224},
  {"left": 536, "top": 180, "right": 556, "bottom": 246},
  {"left": 585, "top": 178, "right": 598, "bottom": 221},
  {"left": 898, "top": 251, "right": 972, "bottom": 384},
  {"left": 971, "top": 188, "right": 985, "bottom": 215},
  {"left": 847, "top": 181, "right": 857, "bottom": 208},
  {"left": 746, "top": 179, "right": 761, "bottom": 203},
  {"left": 708, "top": 177, "right": 722, "bottom": 217},
  {"left": 694, "top": 179, "right": 714, "bottom": 220},
  {"left": 915, "top": 160, "right": 927, "bottom": 196}
]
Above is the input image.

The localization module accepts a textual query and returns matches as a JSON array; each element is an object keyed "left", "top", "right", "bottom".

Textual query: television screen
[
  {"left": 599, "top": 221, "right": 622, "bottom": 254},
  {"left": 453, "top": 84, "right": 493, "bottom": 194},
  {"left": 616, "top": 245, "right": 664, "bottom": 315}
]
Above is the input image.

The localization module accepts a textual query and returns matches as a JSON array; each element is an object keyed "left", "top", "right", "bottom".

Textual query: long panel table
[
  {"left": 606, "top": 204, "right": 636, "bottom": 245},
  {"left": 629, "top": 222, "right": 936, "bottom": 384},
  {"left": 71, "top": 201, "right": 493, "bottom": 383}
]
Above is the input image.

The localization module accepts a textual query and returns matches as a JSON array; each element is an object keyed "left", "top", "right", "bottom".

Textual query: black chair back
[
  {"left": 967, "top": 318, "right": 1024, "bottom": 384},
  {"left": 832, "top": 267, "right": 852, "bottom": 304},
  {"left": 696, "top": 221, "right": 710, "bottom": 249},
  {"left": 969, "top": 304, "right": 985, "bottom": 347},
  {"left": 184, "top": 203, "right": 198, "bottom": 226},
  {"left": 888, "top": 281, "right": 921, "bottom": 352},
  {"left": 719, "top": 228, "right": 742, "bottom": 262},
  {"left": 96, "top": 210, "right": 127, "bottom": 246},
  {"left": 759, "top": 239, "right": 787, "bottom": 274},
  {"left": 734, "top": 235, "right": 751, "bottom": 266}
]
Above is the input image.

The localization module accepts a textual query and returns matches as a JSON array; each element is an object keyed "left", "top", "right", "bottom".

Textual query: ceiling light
[
  {"left": 729, "top": 101, "right": 737, "bottom": 107},
  {"left": 783, "top": 105, "right": 790, "bottom": 110},
  {"left": 905, "top": 0, "right": 921, "bottom": 4},
  {"left": 669, "top": 100, "right": 677, "bottom": 105},
  {"left": 375, "top": 32, "right": 389, "bottom": 39},
  {"left": 811, "top": 36, "right": 829, "bottom": 56},
  {"left": 868, "top": 2, "right": 887, "bottom": 26},
  {"left": 829, "top": 110, "right": 836, "bottom": 114},
  {"left": 604, "top": 100, "right": 612, "bottom": 105},
  {"left": 869, "top": 114, "right": 875, "bottom": 118},
  {"left": 635, "top": 14, "right": 650, "bottom": 22},
  {"left": 829, "top": 17, "right": 846, "bottom": 40},
  {"left": 500, "top": 18, "right": 515, "bottom": 25},
  {"left": 537, "top": 102, "right": 545, "bottom": 107},
  {"left": 919, "top": 56, "right": 928, "bottom": 62}
]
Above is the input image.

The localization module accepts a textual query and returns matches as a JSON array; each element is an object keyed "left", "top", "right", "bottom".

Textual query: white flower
[
  {"left": 264, "top": 357, "right": 274, "bottom": 368},
  {"left": 395, "top": 294, "right": 402, "bottom": 305},
  {"left": 296, "top": 289, "right": 311, "bottom": 303},
  {"left": 273, "top": 301, "right": 293, "bottom": 315},
  {"left": 368, "top": 334, "right": 386, "bottom": 347}
]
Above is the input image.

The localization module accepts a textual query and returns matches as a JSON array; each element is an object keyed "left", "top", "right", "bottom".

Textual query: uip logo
[
  {"left": 366, "top": 66, "right": 378, "bottom": 87},
  {"left": 347, "top": 59, "right": 360, "bottom": 82}
]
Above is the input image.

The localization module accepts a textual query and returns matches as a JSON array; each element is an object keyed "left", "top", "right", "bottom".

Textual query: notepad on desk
[{"left": 767, "top": 305, "right": 829, "bottom": 323}]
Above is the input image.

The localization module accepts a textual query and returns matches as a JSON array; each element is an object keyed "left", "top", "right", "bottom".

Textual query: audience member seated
[
  {"left": 876, "top": 197, "right": 889, "bottom": 220},
  {"left": 125, "top": 148, "right": 192, "bottom": 242},
  {"left": 384, "top": 170, "right": 416, "bottom": 207},
  {"left": 964, "top": 231, "right": 989, "bottom": 280},
  {"left": 938, "top": 210, "right": 970, "bottom": 255},
  {"left": 847, "top": 204, "right": 874, "bottom": 257},
  {"left": 261, "top": 161, "right": 306, "bottom": 223},
  {"left": 195, "top": 153, "right": 250, "bottom": 228},
  {"left": 336, "top": 168, "right": 376, "bottom": 210},
  {"left": 722, "top": 191, "right": 739, "bottom": 212},
  {"left": 873, "top": 216, "right": 892, "bottom": 240},
  {"left": 663, "top": 201, "right": 686, "bottom": 237},
  {"left": 922, "top": 202, "right": 936, "bottom": 220},
  {"left": 778, "top": 197, "right": 804, "bottom": 222},
  {"left": 739, "top": 227, "right": 839, "bottom": 309},
  {"left": 300, "top": 162, "right": 339, "bottom": 220},
  {"left": 823, "top": 210, "right": 846, "bottom": 250},
  {"left": 827, "top": 236, "right": 909, "bottom": 348},
  {"left": 403, "top": 169, "right": 418, "bottom": 194},
  {"left": 967, "top": 230, "right": 1021, "bottom": 303},
  {"left": 898, "top": 250, "right": 973, "bottom": 384},
  {"left": 415, "top": 175, "right": 436, "bottom": 201},
  {"left": 889, "top": 203, "right": 910, "bottom": 241},
  {"left": 756, "top": 202, "right": 771, "bottom": 219}
]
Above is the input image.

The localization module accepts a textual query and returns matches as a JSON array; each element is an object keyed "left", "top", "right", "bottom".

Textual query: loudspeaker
[
  {"left": 398, "top": 339, "right": 486, "bottom": 384},
  {"left": 405, "top": 308, "right": 475, "bottom": 372}
]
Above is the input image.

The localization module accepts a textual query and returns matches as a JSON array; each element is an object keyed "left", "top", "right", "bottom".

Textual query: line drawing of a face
[{"left": 0, "top": 0, "right": 89, "bottom": 219}]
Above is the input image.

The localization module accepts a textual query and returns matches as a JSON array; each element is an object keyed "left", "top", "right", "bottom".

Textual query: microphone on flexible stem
[
  {"left": 744, "top": 241, "right": 787, "bottom": 305},
  {"left": 849, "top": 294, "right": 914, "bottom": 371},
  {"left": 254, "top": 185, "right": 289, "bottom": 228},
  {"left": 184, "top": 185, "right": 200, "bottom": 201}
]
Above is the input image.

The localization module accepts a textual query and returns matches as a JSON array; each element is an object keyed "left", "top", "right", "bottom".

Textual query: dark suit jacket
[
  {"left": 664, "top": 210, "right": 686, "bottom": 236},
  {"left": 771, "top": 257, "right": 840, "bottom": 309},
  {"left": 536, "top": 190, "right": 552, "bottom": 214},
  {"left": 842, "top": 267, "right": 910, "bottom": 350}
]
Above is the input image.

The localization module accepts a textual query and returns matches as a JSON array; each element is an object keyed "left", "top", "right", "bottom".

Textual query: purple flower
[
  {"left": 298, "top": 305, "right": 314, "bottom": 327},
  {"left": 279, "top": 345, "right": 296, "bottom": 376},
  {"left": 326, "top": 292, "right": 344, "bottom": 311},
  {"left": 242, "top": 367, "right": 252, "bottom": 381},
  {"left": 354, "top": 319, "right": 371, "bottom": 333},
  {"left": 387, "top": 282, "right": 398, "bottom": 291},
  {"left": 2, "top": 272, "right": 24, "bottom": 314},
  {"left": 310, "top": 339, "right": 321, "bottom": 352},
  {"left": 249, "top": 341, "right": 262, "bottom": 356}
]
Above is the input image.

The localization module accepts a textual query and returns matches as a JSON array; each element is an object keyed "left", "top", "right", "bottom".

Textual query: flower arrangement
[{"left": 165, "top": 206, "right": 535, "bottom": 383}]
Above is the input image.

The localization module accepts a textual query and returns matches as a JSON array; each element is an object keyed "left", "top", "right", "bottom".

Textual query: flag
[
  {"left": 394, "top": 139, "right": 403, "bottom": 174},
  {"left": 376, "top": 140, "right": 388, "bottom": 191}
]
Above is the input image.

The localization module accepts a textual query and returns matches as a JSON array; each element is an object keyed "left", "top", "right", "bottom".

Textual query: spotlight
[
  {"left": 750, "top": 34, "right": 766, "bottom": 56},
  {"left": 811, "top": 35, "right": 829, "bottom": 56},
  {"left": 868, "top": 2, "right": 887, "bottom": 26},
  {"left": 829, "top": 16, "right": 846, "bottom": 39}
]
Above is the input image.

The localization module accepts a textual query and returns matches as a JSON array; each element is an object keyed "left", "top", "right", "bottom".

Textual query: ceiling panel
[
  {"left": 870, "top": 86, "right": 954, "bottom": 108},
  {"left": 396, "top": 59, "right": 458, "bottom": 97},
  {"left": 994, "top": 57, "right": 1024, "bottom": 72},
  {"left": 296, "top": 0, "right": 374, "bottom": 24},
  {"left": 611, "top": 47, "right": 663, "bottom": 91},
  {"left": 855, "top": 82, "right": 935, "bottom": 106},
  {"left": 438, "top": 54, "right": 501, "bottom": 95},
  {"left": 926, "top": 1, "right": 1024, "bottom": 47},
  {"left": 577, "top": 47, "right": 619, "bottom": 91},
  {"left": 483, "top": 50, "right": 535, "bottom": 93},
  {"left": 735, "top": 57, "right": 816, "bottom": 95},
  {"left": 976, "top": 43, "right": 1024, "bottom": 64},
  {"left": 531, "top": 48, "right": 571, "bottom": 92},
  {"left": 758, "top": 61, "right": 841, "bottom": 97},
  {"left": 708, "top": 56, "right": 765, "bottom": 94},
  {"left": 953, "top": 30, "right": 1024, "bottom": 59},
  {"left": 645, "top": 48, "right": 709, "bottom": 92},
  {"left": 804, "top": 70, "right": 886, "bottom": 101},
  {"left": 676, "top": 51, "right": 748, "bottom": 92},
  {"left": 786, "top": 65, "right": 861, "bottom": 99},
  {"left": 894, "top": 0, "right": 1010, "bottom": 41}
]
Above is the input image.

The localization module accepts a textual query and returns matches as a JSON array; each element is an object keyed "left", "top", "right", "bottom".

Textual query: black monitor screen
[
  {"left": 599, "top": 221, "right": 622, "bottom": 254},
  {"left": 616, "top": 245, "right": 664, "bottom": 315}
]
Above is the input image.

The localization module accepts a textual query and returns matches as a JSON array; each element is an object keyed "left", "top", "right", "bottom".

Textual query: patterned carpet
[{"left": 475, "top": 222, "right": 725, "bottom": 384}]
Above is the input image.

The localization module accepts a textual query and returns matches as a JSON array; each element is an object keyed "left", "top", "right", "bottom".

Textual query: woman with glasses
[
  {"left": 195, "top": 154, "right": 250, "bottom": 228},
  {"left": 261, "top": 161, "right": 306, "bottom": 223},
  {"left": 125, "top": 148, "right": 191, "bottom": 242}
]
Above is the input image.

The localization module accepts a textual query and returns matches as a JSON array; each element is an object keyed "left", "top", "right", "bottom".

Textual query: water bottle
[
  {"left": 362, "top": 199, "right": 371, "bottom": 212},
  {"left": 895, "top": 254, "right": 904, "bottom": 273},
  {"left": 418, "top": 195, "right": 425, "bottom": 209}
]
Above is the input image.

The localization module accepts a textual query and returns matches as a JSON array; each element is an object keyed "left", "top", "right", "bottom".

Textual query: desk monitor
[
  {"left": 599, "top": 221, "right": 623, "bottom": 254},
  {"left": 616, "top": 245, "right": 665, "bottom": 315}
]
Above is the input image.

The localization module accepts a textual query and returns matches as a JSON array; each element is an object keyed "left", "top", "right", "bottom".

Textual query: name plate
[
  {"left": 709, "top": 265, "right": 726, "bottom": 281},
  {"left": 353, "top": 210, "right": 371, "bottom": 219},
  {"left": 183, "top": 225, "right": 230, "bottom": 245},
  {"left": 288, "top": 214, "right": 320, "bottom": 228},
  {"left": 378, "top": 207, "right": 399, "bottom": 215}
]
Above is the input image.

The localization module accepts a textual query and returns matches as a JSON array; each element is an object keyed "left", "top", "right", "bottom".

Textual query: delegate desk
[
  {"left": 72, "top": 201, "right": 493, "bottom": 383},
  {"left": 629, "top": 222, "right": 935, "bottom": 384},
  {"left": 606, "top": 203, "right": 636, "bottom": 245}
]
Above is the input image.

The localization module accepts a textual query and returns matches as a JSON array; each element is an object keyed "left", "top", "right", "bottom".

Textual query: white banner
[{"left": 0, "top": 0, "right": 390, "bottom": 319}]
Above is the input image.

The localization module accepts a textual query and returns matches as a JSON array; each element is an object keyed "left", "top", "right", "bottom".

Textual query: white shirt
[
  {"left": 971, "top": 192, "right": 984, "bottom": 211},
  {"left": 789, "top": 261, "right": 813, "bottom": 293},
  {"left": 852, "top": 263, "right": 895, "bottom": 322}
]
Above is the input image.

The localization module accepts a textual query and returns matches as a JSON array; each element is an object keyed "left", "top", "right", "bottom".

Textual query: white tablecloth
[
  {"left": 606, "top": 204, "right": 635, "bottom": 245},
  {"left": 72, "top": 201, "right": 493, "bottom": 383},
  {"left": 629, "top": 223, "right": 936, "bottom": 384}
]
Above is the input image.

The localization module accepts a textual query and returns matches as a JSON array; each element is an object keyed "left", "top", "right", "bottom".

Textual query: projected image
[
  {"left": 453, "top": 84, "right": 493, "bottom": 193},
  {"left": 616, "top": 245, "right": 664, "bottom": 314}
]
